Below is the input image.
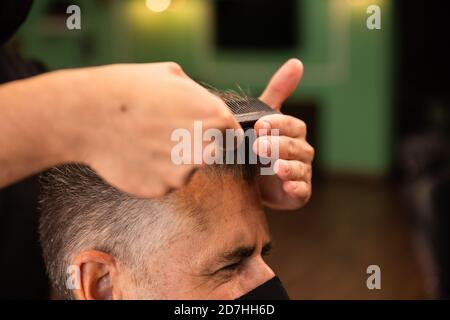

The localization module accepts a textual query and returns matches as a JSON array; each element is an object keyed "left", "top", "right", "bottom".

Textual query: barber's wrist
[
  {"left": 37, "top": 68, "right": 99, "bottom": 166},
  {"left": 52, "top": 66, "right": 125, "bottom": 167}
]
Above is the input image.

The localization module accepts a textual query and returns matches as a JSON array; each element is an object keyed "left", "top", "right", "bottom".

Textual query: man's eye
[
  {"left": 221, "top": 262, "right": 241, "bottom": 272},
  {"left": 262, "top": 250, "right": 272, "bottom": 257}
]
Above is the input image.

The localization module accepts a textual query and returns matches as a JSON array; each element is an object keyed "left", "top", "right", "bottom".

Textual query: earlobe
[{"left": 72, "top": 251, "right": 119, "bottom": 300}]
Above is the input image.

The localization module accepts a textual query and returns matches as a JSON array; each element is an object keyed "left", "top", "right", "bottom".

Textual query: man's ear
[{"left": 71, "top": 251, "right": 121, "bottom": 300}]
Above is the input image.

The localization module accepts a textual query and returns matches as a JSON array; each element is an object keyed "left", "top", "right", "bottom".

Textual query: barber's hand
[
  {"left": 254, "top": 59, "right": 314, "bottom": 210},
  {"left": 75, "top": 62, "right": 240, "bottom": 198}
]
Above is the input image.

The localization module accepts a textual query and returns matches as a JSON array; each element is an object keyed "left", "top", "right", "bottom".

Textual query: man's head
[{"left": 39, "top": 162, "right": 275, "bottom": 300}]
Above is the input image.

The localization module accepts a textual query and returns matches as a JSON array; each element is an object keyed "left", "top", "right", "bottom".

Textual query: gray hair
[
  {"left": 39, "top": 162, "right": 258, "bottom": 299},
  {"left": 39, "top": 165, "right": 184, "bottom": 299}
]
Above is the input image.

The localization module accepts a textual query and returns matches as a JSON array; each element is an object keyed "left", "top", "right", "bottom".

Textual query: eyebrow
[{"left": 218, "top": 241, "right": 273, "bottom": 264}]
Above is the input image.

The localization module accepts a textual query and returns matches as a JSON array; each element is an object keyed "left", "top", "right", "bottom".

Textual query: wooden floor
[{"left": 265, "top": 177, "right": 427, "bottom": 299}]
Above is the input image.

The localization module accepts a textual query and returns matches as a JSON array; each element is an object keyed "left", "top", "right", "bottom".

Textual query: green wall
[{"left": 16, "top": 0, "right": 393, "bottom": 176}]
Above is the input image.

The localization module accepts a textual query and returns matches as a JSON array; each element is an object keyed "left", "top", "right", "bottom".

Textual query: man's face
[{"left": 118, "top": 169, "right": 275, "bottom": 299}]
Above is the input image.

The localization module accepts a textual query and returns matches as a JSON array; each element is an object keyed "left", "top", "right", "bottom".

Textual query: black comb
[{"left": 224, "top": 97, "right": 279, "bottom": 129}]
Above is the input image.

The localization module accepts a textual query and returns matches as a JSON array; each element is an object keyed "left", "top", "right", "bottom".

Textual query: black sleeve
[{"left": 0, "top": 47, "right": 49, "bottom": 299}]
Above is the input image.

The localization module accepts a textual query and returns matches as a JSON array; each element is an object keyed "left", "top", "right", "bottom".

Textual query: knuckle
[
  {"left": 218, "top": 108, "right": 234, "bottom": 125},
  {"left": 302, "top": 164, "right": 311, "bottom": 181},
  {"left": 298, "top": 163, "right": 306, "bottom": 179},
  {"left": 297, "top": 120, "right": 307, "bottom": 136},
  {"left": 304, "top": 164, "right": 312, "bottom": 181},
  {"left": 299, "top": 182, "right": 312, "bottom": 199},
  {"left": 305, "top": 144, "right": 315, "bottom": 160},
  {"left": 165, "top": 62, "right": 184, "bottom": 75},
  {"left": 287, "top": 139, "right": 297, "bottom": 159},
  {"left": 283, "top": 162, "right": 291, "bottom": 176},
  {"left": 205, "top": 96, "right": 226, "bottom": 116}
]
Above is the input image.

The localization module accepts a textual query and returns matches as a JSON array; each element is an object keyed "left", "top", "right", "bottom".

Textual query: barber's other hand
[
  {"left": 254, "top": 59, "right": 314, "bottom": 210},
  {"left": 73, "top": 62, "right": 240, "bottom": 198}
]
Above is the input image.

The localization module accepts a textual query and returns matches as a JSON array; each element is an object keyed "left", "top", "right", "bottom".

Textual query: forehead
[
  {"left": 177, "top": 167, "right": 267, "bottom": 229},
  {"left": 169, "top": 167, "right": 270, "bottom": 251}
]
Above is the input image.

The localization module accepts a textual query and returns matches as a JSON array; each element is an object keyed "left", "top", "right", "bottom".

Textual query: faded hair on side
[
  {"left": 39, "top": 164, "right": 182, "bottom": 299},
  {"left": 39, "top": 161, "right": 259, "bottom": 299}
]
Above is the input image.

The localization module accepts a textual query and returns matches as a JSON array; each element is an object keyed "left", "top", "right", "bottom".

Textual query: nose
[
  {"left": 253, "top": 255, "right": 276, "bottom": 284},
  {"left": 239, "top": 255, "right": 276, "bottom": 295}
]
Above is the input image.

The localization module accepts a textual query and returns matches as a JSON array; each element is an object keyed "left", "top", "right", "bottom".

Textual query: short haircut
[{"left": 39, "top": 160, "right": 259, "bottom": 299}]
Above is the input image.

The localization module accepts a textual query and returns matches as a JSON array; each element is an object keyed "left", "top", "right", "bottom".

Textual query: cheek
[
  {"left": 146, "top": 259, "right": 204, "bottom": 299},
  {"left": 121, "top": 251, "right": 196, "bottom": 299},
  {"left": 131, "top": 267, "right": 204, "bottom": 299}
]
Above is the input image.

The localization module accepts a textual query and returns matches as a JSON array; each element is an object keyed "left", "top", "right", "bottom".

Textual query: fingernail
[
  {"left": 277, "top": 159, "right": 288, "bottom": 173},
  {"left": 273, "top": 159, "right": 280, "bottom": 173},
  {"left": 274, "top": 159, "right": 287, "bottom": 174},
  {"left": 259, "top": 138, "right": 271, "bottom": 157},
  {"left": 258, "top": 120, "right": 271, "bottom": 136}
]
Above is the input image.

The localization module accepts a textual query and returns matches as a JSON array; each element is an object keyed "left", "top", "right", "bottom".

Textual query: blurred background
[{"left": 6, "top": 0, "right": 450, "bottom": 299}]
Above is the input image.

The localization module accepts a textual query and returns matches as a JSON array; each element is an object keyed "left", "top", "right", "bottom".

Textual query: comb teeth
[
  {"left": 224, "top": 98, "right": 278, "bottom": 128},
  {"left": 225, "top": 98, "right": 272, "bottom": 114}
]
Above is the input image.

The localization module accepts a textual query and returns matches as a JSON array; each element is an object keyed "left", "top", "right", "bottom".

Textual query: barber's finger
[
  {"left": 185, "top": 82, "right": 241, "bottom": 130},
  {"left": 274, "top": 159, "right": 311, "bottom": 182},
  {"left": 164, "top": 164, "right": 198, "bottom": 190},
  {"left": 254, "top": 114, "right": 307, "bottom": 138},
  {"left": 253, "top": 136, "right": 314, "bottom": 162},
  {"left": 283, "top": 180, "right": 311, "bottom": 202},
  {"left": 209, "top": 95, "right": 241, "bottom": 131},
  {"left": 259, "top": 58, "right": 304, "bottom": 111}
]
